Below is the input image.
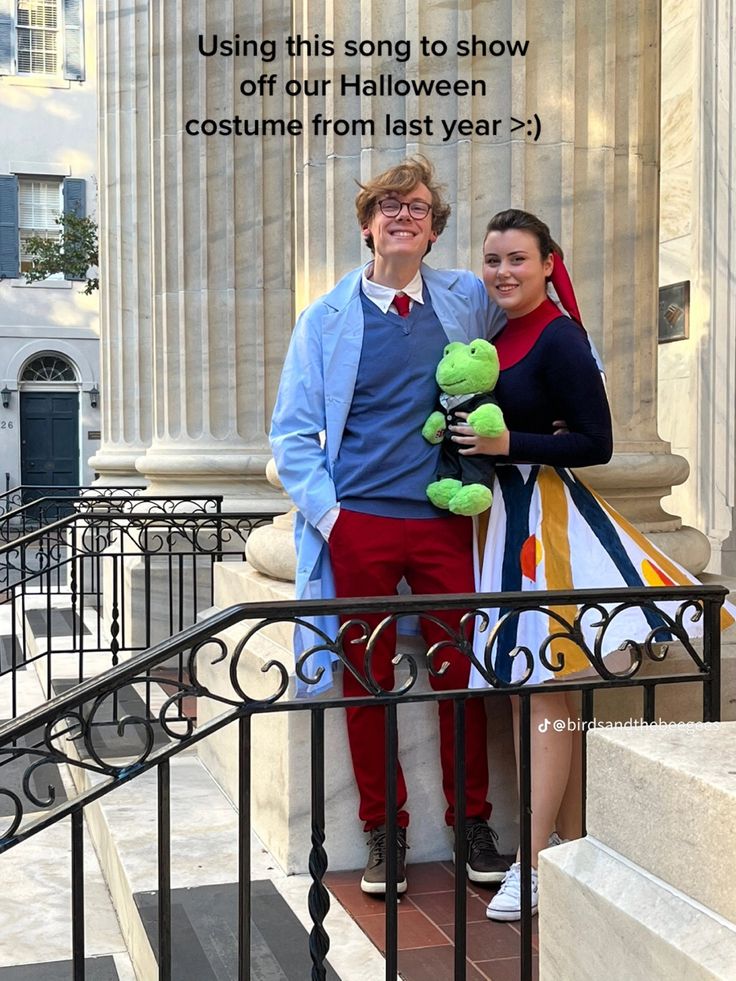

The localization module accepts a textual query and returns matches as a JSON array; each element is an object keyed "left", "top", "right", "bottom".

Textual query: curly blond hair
[{"left": 355, "top": 155, "right": 451, "bottom": 254}]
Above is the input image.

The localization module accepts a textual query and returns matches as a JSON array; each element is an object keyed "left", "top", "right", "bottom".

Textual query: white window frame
[
  {"left": 18, "top": 176, "right": 63, "bottom": 277},
  {"left": 15, "top": 0, "right": 62, "bottom": 77}
]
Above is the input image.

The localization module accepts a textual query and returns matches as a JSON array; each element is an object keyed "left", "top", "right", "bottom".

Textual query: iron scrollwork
[{"left": 0, "top": 587, "right": 722, "bottom": 849}]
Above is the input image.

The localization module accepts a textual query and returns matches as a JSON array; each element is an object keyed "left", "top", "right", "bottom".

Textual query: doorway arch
[{"left": 19, "top": 354, "right": 81, "bottom": 489}]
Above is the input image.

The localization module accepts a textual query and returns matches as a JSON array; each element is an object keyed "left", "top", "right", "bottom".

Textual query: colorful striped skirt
[{"left": 471, "top": 465, "right": 735, "bottom": 686}]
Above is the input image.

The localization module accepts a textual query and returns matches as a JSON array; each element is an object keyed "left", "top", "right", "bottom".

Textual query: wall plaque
[{"left": 658, "top": 281, "right": 689, "bottom": 343}]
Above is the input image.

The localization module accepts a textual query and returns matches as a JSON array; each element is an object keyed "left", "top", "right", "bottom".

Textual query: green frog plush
[{"left": 421, "top": 338, "right": 506, "bottom": 515}]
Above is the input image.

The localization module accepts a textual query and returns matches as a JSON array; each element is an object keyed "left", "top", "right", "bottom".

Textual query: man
[{"left": 270, "top": 156, "right": 508, "bottom": 894}]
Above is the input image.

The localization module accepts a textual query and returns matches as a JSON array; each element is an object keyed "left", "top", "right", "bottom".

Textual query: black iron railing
[
  {"left": 0, "top": 487, "right": 223, "bottom": 542},
  {"left": 0, "top": 504, "right": 277, "bottom": 718},
  {"left": 0, "top": 485, "right": 143, "bottom": 534},
  {"left": 0, "top": 483, "right": 141, "bottom": 511},
  {"left": 0, "top": 585, "right": 726, "bottom": 980}
]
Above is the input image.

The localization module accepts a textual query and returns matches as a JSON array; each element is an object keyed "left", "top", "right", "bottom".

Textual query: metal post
[
  {"left": 518, "top": 694, "right": 533, "bottom": 981},
  {"left": 453, "top": 698, "right": 467, "bottom": 980},
  {"left": 308, "top": 707, "right": 330, "bottom": 980},
  {"left": 157, "top": 760, "right": 172, "bottom": 981},
  {"left": 238, "top": 715, "right": 252, "bottom": 981},
  {"left": 71, "top": 809, "right": 85, "bottom": 981},
  {"left": 384, "top": 701, "right": 399, "bottom": 980}
]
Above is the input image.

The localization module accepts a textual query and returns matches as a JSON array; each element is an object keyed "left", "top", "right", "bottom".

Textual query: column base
[
  {"left": 245, "top": 511, "right": 296, "bottom": 581},
  {"left": 646, "top": 525, "right": 711, "bottom": 574},
  {"left": 135, "top": 446, "right": 289, "bottom": 512},
  {"left": 89, "top": 446, "right": 148, "bottom": 486},
  {"left": 580, "top": 451, "right": 711, "bottom": 573}
]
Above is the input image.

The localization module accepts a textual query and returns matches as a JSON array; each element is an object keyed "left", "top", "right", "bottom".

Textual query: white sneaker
[
  {"left": 547, "top": 832, "right": 568, "bottom": 848},
  {"left": 486, "top": 862, "right": 538, "bottom": 921}
]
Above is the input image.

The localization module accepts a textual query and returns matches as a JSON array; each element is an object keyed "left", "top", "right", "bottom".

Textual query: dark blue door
[{"left": 20, "top": 392, "right": 79, "bottom": 519}]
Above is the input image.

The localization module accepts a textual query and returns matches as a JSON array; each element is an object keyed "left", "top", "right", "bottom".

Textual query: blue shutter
[
  {"left": 0, "top": 175, "right": 19, "bottom": 280},
  {"left": 63, "top": 0, "right": 84, "bottom": 81},
  {"left": 63, "top": 178, "right": 86, "bottom": 280},
  {"left": 63, "top": 178, "right": 86, "bottom": 216},
  {"left": 0, "top": 0, "right": 12, "bottom": 77}
]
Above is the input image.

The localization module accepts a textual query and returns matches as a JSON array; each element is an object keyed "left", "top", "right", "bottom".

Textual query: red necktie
[{"left": 393, "top": 292, "right": 411, "bottom": 317}]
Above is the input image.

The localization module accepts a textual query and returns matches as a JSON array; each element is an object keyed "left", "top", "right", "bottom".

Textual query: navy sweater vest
[{"left": 333, "top": 287, "right": 448, "bottom": 518}]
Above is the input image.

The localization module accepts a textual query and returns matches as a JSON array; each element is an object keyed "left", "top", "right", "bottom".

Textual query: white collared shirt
[{"left": 361, "top": 265, "right": 425, "bottom": 314}]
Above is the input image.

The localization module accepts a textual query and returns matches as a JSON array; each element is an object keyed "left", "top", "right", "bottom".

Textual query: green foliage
[{"left": 24, "top": 212, "right": 99, "bottom": 295}]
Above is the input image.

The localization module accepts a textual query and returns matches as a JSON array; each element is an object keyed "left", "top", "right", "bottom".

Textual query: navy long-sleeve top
[{"left": 492, "top": 299, "right": 613, "bottom": 468}]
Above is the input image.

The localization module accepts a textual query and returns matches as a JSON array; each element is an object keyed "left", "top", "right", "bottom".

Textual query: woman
[{"left": 451, "top": 209, "right": 734, "bottom": 921}]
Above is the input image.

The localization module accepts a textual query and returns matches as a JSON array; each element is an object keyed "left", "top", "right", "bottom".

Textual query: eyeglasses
[{"left": 377, "top": 198, "right": 432, "bottom": 219}]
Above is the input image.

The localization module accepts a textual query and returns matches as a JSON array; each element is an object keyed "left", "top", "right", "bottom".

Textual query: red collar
[{"left": 494, "top": 298, "right": 566, "bottom": 370}]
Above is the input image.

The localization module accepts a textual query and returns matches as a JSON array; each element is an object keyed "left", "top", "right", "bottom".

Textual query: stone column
[
  {"left": 452, "top": 0, "right": 707, "bottom": 570},
  {"left": 290, "top": 0, "right": 516, "bottom": 290},
  {"left": 135, "top": 1, "right": 292, "bottom": 510},
  {"left": 535, "top": 0, "right": 709, "bottom": 570},
  {"left": 693, "top": 0, "right": 736, "bottom": 574},
  {"left": 90, "top": 0, "right": 152, "bottom": 486}
]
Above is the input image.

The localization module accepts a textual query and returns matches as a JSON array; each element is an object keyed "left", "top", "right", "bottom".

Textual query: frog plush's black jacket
[{"left": 434, "top": 391, "right": 499, "bottom": 489}]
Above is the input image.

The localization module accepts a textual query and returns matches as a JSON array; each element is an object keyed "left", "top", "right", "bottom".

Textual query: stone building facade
[{"left": 0, "top": 0, "right": 100, "bottom": 492}]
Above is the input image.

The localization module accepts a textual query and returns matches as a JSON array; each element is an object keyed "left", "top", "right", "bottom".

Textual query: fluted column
[
  {"left": 135, "top": 1, "right": 292, "bottom": 509},
  {"left": 487, "top": 0, "right": 708, "bottom": 568},
  {"left": 290, "top": 0, "right": 508, "bottom": 292},
  {"left": 90, "top": 0, "right": 152, "bottom": 485},
  {"left": 692, "top": 0, "right": 736, "bottom": 574}
]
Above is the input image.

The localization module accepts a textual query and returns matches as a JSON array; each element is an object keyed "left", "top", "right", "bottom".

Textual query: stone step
[
  {"left": 0, "top": 957, "right": 129, "bottom": 980},
  {"left": 69, "top": 754, "right": 384, "bottom": 981},
  {"left": 0, "top": 649, "right": 137, "bottom": 978},
  {"left": 539, "top": 837, "right": 736, "bottom": 980},
  {"left": 1, "top": 612, "right": 383, "bottom": 978},
  {"left": 0, "top": 594, "right": 114, "bottom": 692},
  {"left": 0, "top": 635, "right": 25, "bottom": 674},
  {"left": 0, "top": 817, "right": 137, "bottom": 980},
  {"left": 23, "top": 600, "right": 109, "bottom": 667},
  {"left": 585, "top": 722, "right": 736, "bottom": 920}
]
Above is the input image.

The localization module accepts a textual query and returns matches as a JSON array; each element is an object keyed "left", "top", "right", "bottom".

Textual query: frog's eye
[
  {"left": 443, "top": 345, "right": 452, "bottom": 356},
  {"left": 469, "top": 344, "right": 478, "bottom": 355}
]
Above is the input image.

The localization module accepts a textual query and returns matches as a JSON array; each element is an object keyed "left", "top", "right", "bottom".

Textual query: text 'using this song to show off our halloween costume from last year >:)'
[{"left": 186, "top": 32, "right": 542, "bottom": 142}]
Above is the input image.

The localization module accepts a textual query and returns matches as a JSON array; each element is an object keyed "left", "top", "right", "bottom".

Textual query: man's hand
[
  {"left": 316, "top": 505, "right": 341, "bottom": 542},
  {"left": 553, "top": 419, "right": 569, "bottom": 435}
]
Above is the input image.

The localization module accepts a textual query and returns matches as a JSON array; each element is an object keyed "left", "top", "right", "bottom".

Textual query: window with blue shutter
[
  {"left": 62, "top": 176, "right": 85, "bottom": 280},
  {"left": 1, "top": 1, "right": 85, "bottom": 79},
  {"left": 62, "top": 0, "right": 83, "bottom": 81},
  {"left": 0, "top": 175, "right": 20, "bottom": 280},
  {"left": 0, "top": 0, "right": 12, "bottom": 76},
  {"left": 18, "top": 177, "right": 63, "bottom": 276},
  {"left": 62, "top": 177, "right": 85, "bottom": 217}
]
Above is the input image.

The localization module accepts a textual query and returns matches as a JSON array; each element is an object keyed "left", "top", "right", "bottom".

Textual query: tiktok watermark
[{"left": 538, "top": 718, "right": 721, "bottom": 734}]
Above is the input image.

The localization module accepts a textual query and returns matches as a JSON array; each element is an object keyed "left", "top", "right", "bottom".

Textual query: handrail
[
  {"left": 0, "top": 583, "right": 726, "bottom": 849},
  {"left": 0, "top": 493, "right": 223, "bottom": 527},
  {"left": 0, "top": 484, "right": 142, "bottom": 513},
  {"left": 0, "top": 582, "right": 725, "bottom": 980},
  {"left": 0, "top": 505, "right": 282, "bottom": 714},
  {"left": 0, "top": 507, "right": 276, "bottom": 557}
]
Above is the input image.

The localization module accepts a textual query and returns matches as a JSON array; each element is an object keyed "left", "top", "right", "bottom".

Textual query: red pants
[{"left": 328, "top": 509, "right": 492, "bottom": 831}]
